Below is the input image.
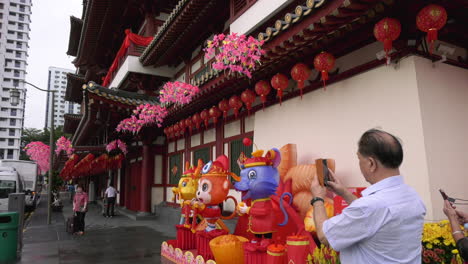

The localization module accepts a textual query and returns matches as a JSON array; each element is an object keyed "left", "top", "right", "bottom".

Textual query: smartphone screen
[{"left": 322, "top": 159, "right": 329, "bottom": 186}]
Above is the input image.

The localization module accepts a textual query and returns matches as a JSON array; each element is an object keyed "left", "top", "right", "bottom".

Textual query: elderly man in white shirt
[
  {"left": 310, "top": 129, "right": 426, "bottom": 264},
  {"left": 104, "top": 184, "right": 119, "bottom": 217}
]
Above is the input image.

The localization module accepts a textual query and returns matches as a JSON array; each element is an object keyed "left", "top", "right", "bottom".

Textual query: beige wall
[
  {"left": 253, "top": 56, "right": 435, "bottom": 219},
  {"left": 415, "top": 56, "right": 468, "bottom": 220}
]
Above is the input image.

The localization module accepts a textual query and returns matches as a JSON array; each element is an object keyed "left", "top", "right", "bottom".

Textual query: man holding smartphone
[{"left": 310, "top": 129, "right": 426, "bottom": 263}]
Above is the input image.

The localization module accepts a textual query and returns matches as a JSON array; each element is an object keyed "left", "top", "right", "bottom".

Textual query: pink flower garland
[
  {"left": 106, "top": 139, "right": 128, "bottom": 155},
  {"left": 116, "top": 104, "right": 168, "bottom": 134},
  {"left": 159, "top": 81, "right": 200, "bottom": 106},
  {"left": 24, "top": 141, "right": 50, "bottom": 174},
  {"left": 204, "top": 33, "right": 265, "bottom": 79},
  {"left": 55, "top": 136, "right": 74, "bottom": 157}
]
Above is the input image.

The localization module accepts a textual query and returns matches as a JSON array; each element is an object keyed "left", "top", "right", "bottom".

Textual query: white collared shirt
[
  {"left": 323, "top": 175, "right": 426, "bottom": 264},
  {"left": 105, "top": 186, "right": 118, "bottom": 198}
]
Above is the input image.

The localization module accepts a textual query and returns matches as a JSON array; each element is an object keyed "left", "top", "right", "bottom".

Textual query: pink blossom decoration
[
  {"left": 55, "top": 136, "right": 74, "bottom": 157},
  {"left": 204, "top": 33, "right": 265, "bottom": 79},
  {"left": 116, "top": 104, "right": 168, "bottom": 134},
  {"left": 159, "top": 81, "right": 200, "bottom": 106},
  {"left": 24, "top": 141, "right": 50, "bottom": 174},
  {"left": 106, "top": 139, "right": 128, "bottom": 155}
]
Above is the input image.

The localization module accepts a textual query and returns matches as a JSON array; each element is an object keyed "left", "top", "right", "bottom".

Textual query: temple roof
[
  {"left": 84, "top": 81, "right": 159, "bottom": 107},
  {"left": 66, "top": 73, "right": 85, "bottom": 103},
  {"left": 67, "top": 16, "right": 83, "bottom": 56},
  {"left": 63, "top": 114, "right": 82, "bottom": 134}
]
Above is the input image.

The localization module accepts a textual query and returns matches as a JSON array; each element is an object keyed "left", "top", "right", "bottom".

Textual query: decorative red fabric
[
  {"left": 247, "top": 198, "right": 276, "bottom": 234},
  {"left": 102, "top": 30, "right": 153, "bottom": 87}
]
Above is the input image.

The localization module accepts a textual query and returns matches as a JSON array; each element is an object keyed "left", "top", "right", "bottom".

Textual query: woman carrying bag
[{"left": 73, "top": 185, "right": 88, "bottom": 235}]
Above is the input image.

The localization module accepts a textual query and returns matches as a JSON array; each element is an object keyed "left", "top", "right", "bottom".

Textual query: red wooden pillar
[
  {"left": 124, "top": 162, "right": 131, "bottom": 209},
  {"left": 138, "top": 142, "right": 153, "bottom": 214}
]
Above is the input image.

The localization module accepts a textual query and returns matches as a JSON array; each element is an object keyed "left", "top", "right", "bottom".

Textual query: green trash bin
[{"left": 0, "top": 212, "right": 19, "bottom": 262}]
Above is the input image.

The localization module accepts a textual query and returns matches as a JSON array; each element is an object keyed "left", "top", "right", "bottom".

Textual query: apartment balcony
[
  {"left": 105, "top": 42, "right": 174, "bottom": 89},
  {"left": 6, "top": 43, "right": 28, "bottom": 52},
  {"left": 3, "top": 71, "right": 25, "bottom": 79}
]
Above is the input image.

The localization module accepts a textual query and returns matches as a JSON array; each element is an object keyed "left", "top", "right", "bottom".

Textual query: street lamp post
[{"left": 10, "top": 81, "right": 57, "bottom": 225}]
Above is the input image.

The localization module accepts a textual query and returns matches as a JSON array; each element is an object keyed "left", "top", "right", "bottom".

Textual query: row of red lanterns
[{"left": 374, "top": 4, "right": 447, "bottom": 61}]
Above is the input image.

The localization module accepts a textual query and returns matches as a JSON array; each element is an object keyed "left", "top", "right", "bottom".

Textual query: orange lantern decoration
[
  {"left": 178, "top": 120, "right": 186, "bottom": 136},
  {"left": 229, "top": 95, "right": 243, "bottom": 118},
  {"left": 254, "top": 80, "right": 271, "bottom": 110},
  {"left": 185, "top": 117, "right": 193, "bottom": 134},
  {"left": 218, "top": 99, "right": 230, "bottom": 120},
  {"left": 200, "top": 109, "right": 210, "bottom": 128},
  {"left": 313, "top": 51, "right": 335, "bottom": 89},
  {"left": 291, "top": 63, "right": 311, "bottom": 98},
  {"left": 241, "top": 89, "right": 256, "bottom": 116},
  {"left": 168, "top": 126, "right": 174, "bottom": 139},
  {"left": 173, "top": 122, "right": 180, "bottom": 138},
  {"left": 209, "top": 106, "right": 222, "bottom": 124},
  {"left": 192, "top": 113, "right": 202, "bottom": 130},
  {"left": 271, "top": 73, "right": 289, "bottom": 105},
  {"left": 374, "top": 18, "right": 401, "bottom": 63},
  {"left": 416, "top": 4, "right": 447, "bottom": 55}
]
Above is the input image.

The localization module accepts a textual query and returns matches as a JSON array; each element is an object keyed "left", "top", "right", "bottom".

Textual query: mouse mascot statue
[{"left": 234, "top": 147, "right": 281, "bottom": 248}]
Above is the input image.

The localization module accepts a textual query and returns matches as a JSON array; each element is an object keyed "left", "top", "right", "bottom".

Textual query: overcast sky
[{"left": 24, "top": 0, "right": 83, "bottom": 129}]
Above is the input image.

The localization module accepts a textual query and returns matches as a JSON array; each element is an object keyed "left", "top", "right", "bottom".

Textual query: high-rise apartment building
[
  {"left": 45, "top": 67, "right": 80, "bottom": 128},
  {"left": 0, "top": 0, "right": 32, "bottom": 160}
]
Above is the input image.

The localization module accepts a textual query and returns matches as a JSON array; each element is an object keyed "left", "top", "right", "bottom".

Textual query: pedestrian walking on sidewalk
[
  {"left": 105, "top": 184, "right": 119, "bottom": 217},
  {"left": 73, "top": 185, "right": 88, "bottom": 235}
]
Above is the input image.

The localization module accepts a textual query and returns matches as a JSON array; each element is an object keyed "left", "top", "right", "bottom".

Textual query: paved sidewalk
[{"left": 17, "top": 194, "right": 172, "bottom": 264}]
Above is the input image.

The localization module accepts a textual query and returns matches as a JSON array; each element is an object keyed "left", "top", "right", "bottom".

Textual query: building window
[
  {"left": 13, "top": 79, "right": 19, "bottom": 86},
  {"left": 14, "top": 70, "right": 20, "bottom": 77},
  {"left": 0, "top": 3, "right": 3, "bottom": 9},
  {"left": 229, "top": 138, "right": 253, "bottom": 178},
  {"left": 1, "top": 98, "right": 9, "bottom": 102},
  {"left": 17, "top": 33, "right": 23, "bottom": 39},
  {"left": 14, "top": 61, "right": 20, "bottom": 67},
  {"left": 8, "top": 139, "right": 14, "bottom": 146},
  {"left": 230, "top": 0, "right": 257, "bottom": 22},
  {"left": 10, "top": 119, "right": 16, "bottom": 126},
  {"left": 19, "top": 14, "right": 24, "bottom": 21},
  {"left": 10, "top": 3, "right": 17, "bottom": 7},
  {"left": 10, "top": 109, "right": 17, "bottom": 116},
  {"left": 9, "top": 12, "right": 16, "bottom": 16},
  {"left": 9, "top": 129, "right": 15, "bottom": 136},
  {"left": 169, "top": 153, "right": 182, "bottom": 185},
  {"left": 193, "top": 147, "right": 211, "bottom": 164},
  {"left": 16, "top": 52, "right": 21, "bottom": 58},
  {"left": 7, "top": 149, "right": 13, "bottom": 159}
]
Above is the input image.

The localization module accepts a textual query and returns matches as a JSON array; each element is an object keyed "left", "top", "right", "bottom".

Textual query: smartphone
[
  {"left": 315, "top": 159, "right": 330, "bottom": 187},
  {"left": 439, "top": 189, "right": 448, "bottom": 200},
  {"left": 322, "top": 159, "right": 330, "bottom": 186}
]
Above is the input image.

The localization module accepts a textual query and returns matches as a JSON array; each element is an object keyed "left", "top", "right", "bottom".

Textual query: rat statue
[
  {"left": 172, "top": 159, "right": 203, "bottom": 226},
  {"left": 234, "top": 147, "right": 282, "bottom": 247},
  {"left": 192, "top": 155, "right": 239, "bottom": 232}
]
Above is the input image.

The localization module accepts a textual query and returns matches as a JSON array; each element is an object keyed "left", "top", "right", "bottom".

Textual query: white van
[{"left": 0, "top": 167, "right": 23, "bottom": 212}]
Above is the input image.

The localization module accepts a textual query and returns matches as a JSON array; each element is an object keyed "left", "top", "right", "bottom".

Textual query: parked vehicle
[
  {"left": 0, "top": 160, "right": 39, "bottom": 211},
  {"left": 0, "top": 167, "right": 23, "bottom": 212}
]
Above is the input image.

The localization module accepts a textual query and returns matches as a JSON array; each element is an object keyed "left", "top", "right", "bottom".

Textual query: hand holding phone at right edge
[
  {"left": 326, "top": 169, "right": 357, "bottom": 204},
  {"left": 443, "top": 200, "right": 458, "bottom": 220}
]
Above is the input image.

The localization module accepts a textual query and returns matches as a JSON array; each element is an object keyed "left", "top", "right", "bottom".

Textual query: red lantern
[
  {"left": 173, "top": 123, "right": 180, "bottom": 138},
  {"left": 291, "top": 63, "right": 311, "bottom": 98},
  {"left": 229, "top": 95, "right": 243, "bottom": 118},
  {"left": 192, "top": 113, "right": 202, "bottom": 130},
  {"left": 416, "top": 4, "right": 447, "bottom": 55},
  {"left": 374, "top": 18, "right": 401, "bottom": 63},
  {"left": 254, "top": 80, "right": 271, "bottom": 110},
  {"left": 313, "top": 51, "right": 335, "bottom": 89},
  {"left": 200, "top": 109, "right": 209, "bottom": 128},
  {"left": 163, "top": 127, "right": 169, "bottom": 138},
  {"left": 271, "top": 73, "right": 289, "bottom": 105},
  {"left": 241, "top": 89, "right": 256, "bottom": 116},
  {"left": 218, "top": 99, "right": 230, "bottom": 120},
  {"left": 178, "top": 120, "right": 186, "bottom": 136},
  {"left": 168, "top": 126, "right": 174, "bottom": 139},
  {"left": 209, "top": 106, "right": 222, "bottom": 124},
  {"left": 243, "top": 137, "right": 252, "bottom": 147},
  {"left": 185, "top": 117, "right": 193, "bottom": 134}
]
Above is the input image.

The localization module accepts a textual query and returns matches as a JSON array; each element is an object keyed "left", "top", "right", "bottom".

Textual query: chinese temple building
[{"left": 64, "top": 0, "right": 468, "bottom": 221}]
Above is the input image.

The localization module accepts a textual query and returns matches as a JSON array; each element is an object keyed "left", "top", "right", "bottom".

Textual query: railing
[{"left": 105, "top": 42, "right": 146, "bottom": 87}]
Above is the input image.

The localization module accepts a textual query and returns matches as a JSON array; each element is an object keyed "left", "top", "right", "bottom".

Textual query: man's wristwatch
[{"left": 311, "top": 197, "right": 325, "bottom": 206}]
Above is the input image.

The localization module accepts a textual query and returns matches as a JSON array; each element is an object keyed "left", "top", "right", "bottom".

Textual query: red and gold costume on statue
[{"left": 247, "top": 198, "right": 275, "bottom": 234}]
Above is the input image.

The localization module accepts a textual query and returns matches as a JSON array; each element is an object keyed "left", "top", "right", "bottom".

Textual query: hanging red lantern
[
  {"left": 313, "top": 51, "right": 335, "bottom": 89},
  {"left": 163, "top": 127, "right": 169, "bottom": 138},
  {"left": 168, "top": 126, "right": 174, "bottom": 139},
  {"left": 229, "top": 95, "right": 243, "bottom": 119},
  {"left": 178, "top": 120, "right": 186, "bottom": 136},
  {"left": 185, "top": 117, "right": 193, "bottom": 134},
  {"left": 291, "top": 63, "right": 311, "bottom": 98},
  {"left": 374, "top": 18, "right": 401, "bottom": 63},
  {"left": 254, "top": 80, "right": 271, "bottom": 110},
  {"left": 173, "top": 123, "right": 180, "bottom": 138},
  {"left": 218, "top": 99, "right": 230, "bottom": 120},
  {"left": 200, "top": 109, "right": 210, "bottom": 128},
  {"left": 416, "top": 4, "right": 447, "bottom": 55},
  {"left": 192, "top": 113, "right": 202, "bottom": 130},
  {"left": 271, "top": 73, "right": 289, "bottom": 105},
  {"left": 209, "top": 106, "right": 222, "bottom": 124},
  {"left": 241, "top": 89, "right": 256, "bottom": 116}
]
